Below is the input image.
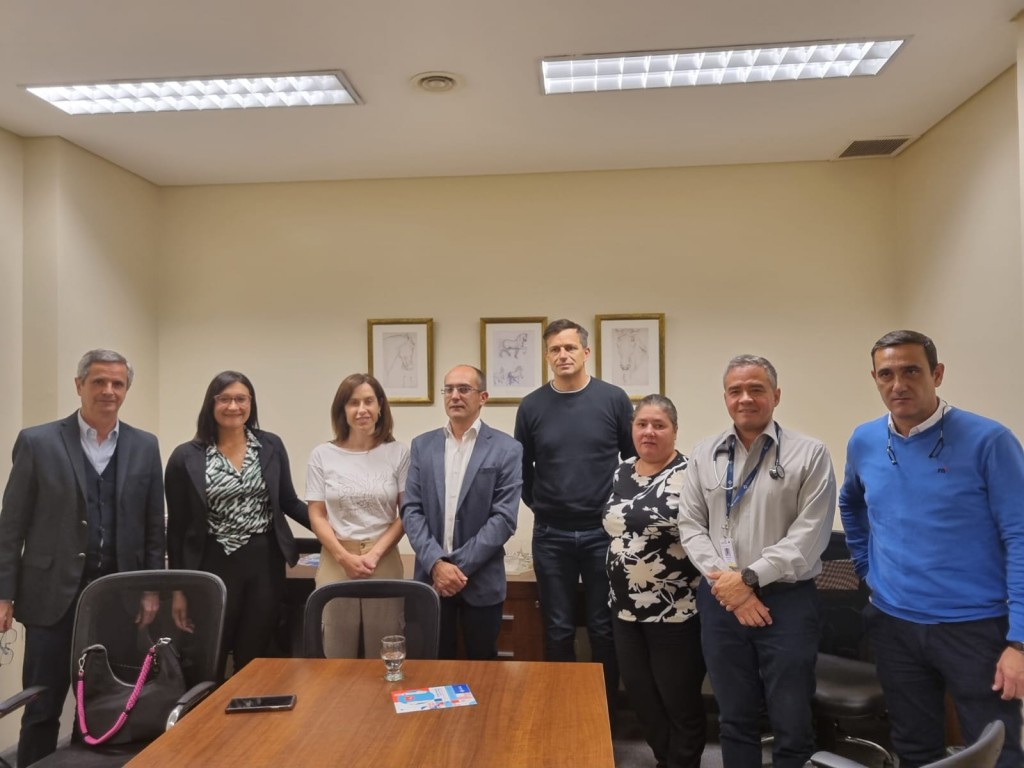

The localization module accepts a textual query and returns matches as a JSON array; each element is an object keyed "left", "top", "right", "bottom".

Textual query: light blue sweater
[{"left": 840, "top": 408, "right": 1024, "bottom": 640}]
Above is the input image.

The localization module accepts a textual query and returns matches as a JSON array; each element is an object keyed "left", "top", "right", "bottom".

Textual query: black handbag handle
[{"left": 75, "top": 637, "right": 172, "bottom": 745}]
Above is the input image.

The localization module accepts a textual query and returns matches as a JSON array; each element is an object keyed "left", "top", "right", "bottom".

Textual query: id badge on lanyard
[
  {"left": 720, "top": 436, "right": 771, "bottom": 570},
  {"left": 720, "top": 536, "right": 738, "bottom": 568}
]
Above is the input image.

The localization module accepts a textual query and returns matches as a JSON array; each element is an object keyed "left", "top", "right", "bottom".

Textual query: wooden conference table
[{"left": 127, "top": 657, "right": 614, "bottom": 767}]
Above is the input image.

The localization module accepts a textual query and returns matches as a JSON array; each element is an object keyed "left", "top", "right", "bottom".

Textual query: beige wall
[
  {"left": 158, "top": 160, "right": 900, "bottom": 553},
  {"left": 0, "top": 127, "right": 22, "bottom": 495},
  {"left": 895, "top": 68, "right": 1023, "bottom": 435},
  {"left": 0, "top": 127, "right": 23, "bottom": 751},
  {"left": 21, "top": 138, "right": 161, "bottom": 428}
]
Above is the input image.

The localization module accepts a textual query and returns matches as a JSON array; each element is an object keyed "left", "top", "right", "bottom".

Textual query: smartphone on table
[{"left": 225, "top": 695, "right": 297, "bottom": 713}]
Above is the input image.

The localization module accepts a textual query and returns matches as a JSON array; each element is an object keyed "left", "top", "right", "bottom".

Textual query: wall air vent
[{"left": 837, "top": 137, "right": 912, "bottom": 159}]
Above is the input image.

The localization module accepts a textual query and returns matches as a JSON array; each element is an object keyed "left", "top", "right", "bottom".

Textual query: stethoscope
[
  {"left": 886, "top": 404, "right": 947, "bottom": 465},
  {"left": 706, "top": 421, "right": 785, "bottom": 493}
]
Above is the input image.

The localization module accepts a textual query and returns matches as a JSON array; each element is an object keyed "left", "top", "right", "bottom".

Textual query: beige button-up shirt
[{"left": 677, "top": 421, "right": 837, "bottom": 587}]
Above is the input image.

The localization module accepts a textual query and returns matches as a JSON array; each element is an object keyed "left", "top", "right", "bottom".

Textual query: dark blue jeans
[
  {"left": 532, "top": 522, "right": 618, "bottom": 702},
  {"left": 864, "top": 604, "right": 1024, "bottom": 768},
  {"left": 697, "top": 579, "right": 819, "bottom": 768}
]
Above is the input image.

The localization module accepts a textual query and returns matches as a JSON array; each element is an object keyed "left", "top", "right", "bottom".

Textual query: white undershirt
[{"left": 442, "top": 417, "right": 482, "bottom": 552}]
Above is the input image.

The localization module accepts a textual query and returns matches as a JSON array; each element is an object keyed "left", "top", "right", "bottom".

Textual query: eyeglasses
[
  {"left": 886, "top": 408, "right": 945, "bottom": 465},
  {"left": 441, "top": 385, "right": 481, "bottom": 397},
  {"left": 215, "top": 394, "right": 251, "bottom": 406}
]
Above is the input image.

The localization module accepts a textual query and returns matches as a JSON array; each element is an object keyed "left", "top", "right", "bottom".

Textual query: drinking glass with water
[{"left": 381, "top": 635, "right": 406, "bottom": 682}]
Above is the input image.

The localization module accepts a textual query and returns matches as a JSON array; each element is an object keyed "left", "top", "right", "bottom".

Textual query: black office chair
[
  {"left": 813, "top": 532, "right": 894, "bottom": 767},
  {"left": 303, "top": 579, "right": 440, "bottom": 659},
  {"left": 0, "top": 570, "right": 226, "bottom": 768},
  {"left": 811, "top": 719, "right": 1005, "bottom": 768}
]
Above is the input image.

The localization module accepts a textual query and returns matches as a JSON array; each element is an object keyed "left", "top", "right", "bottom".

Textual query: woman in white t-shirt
[{"left": 305, "top": 373, "right": 410, "bottom": 657}]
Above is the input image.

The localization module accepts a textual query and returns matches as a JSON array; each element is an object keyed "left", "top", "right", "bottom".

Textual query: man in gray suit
[
  {"left": 0, "top": 349, "right": 165, "bottom": 766},
  {"left": 402, "top": 364, "right": 522, "bottom": 659}
]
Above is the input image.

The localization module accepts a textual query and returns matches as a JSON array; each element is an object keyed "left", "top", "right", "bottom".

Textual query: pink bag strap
[{"left": 75, "top": 637, "right": 172, "bottom": 746}]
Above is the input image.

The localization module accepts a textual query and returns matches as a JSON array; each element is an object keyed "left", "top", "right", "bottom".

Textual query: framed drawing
[
  {"left": 594, "top": 313, "right": 665, "bottom": 401},
  {"left": 480, "top": 317, "right": 548, "bottom": 404},
  {"left": 367, "top": 318, "right": 434, "bottom": 404}
]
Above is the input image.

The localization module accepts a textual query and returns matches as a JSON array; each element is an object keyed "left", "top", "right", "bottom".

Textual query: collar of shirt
[
  {"left": 78, "top": 409, "right": 120, "bottom": 447},
  {"left": 548, "top": 376, "right": 591, "bottom": 395},
  {"left": 78, "top": 409, "right": 120, "bottom": 474},
  {"left": 716, "top": 420, "right": 778, "bottom": 455},
  {"left": 205, "top": 428, "right": 263, "bottom": 464},
  {"left": 888, "top": 399, "right": 951, "bottom": 438},
  {"left": 443, "top": 416, "right": 483, "bottom": 443}
]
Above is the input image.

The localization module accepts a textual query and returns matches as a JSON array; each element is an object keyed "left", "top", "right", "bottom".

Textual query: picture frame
[
  {"left": 367, "top": 318, "right": 434, "bottom": 404},
  {"left": 594, "top": 313, "right": 665, "bottom": 401},
  {"left": 479, "top": 317, "right": 548, "bottom": 404}
]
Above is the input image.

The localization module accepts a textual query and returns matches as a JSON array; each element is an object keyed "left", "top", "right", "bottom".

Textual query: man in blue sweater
[
  {"left": 514, "top": 318, "right": 635, "bottom": 707},
  {"left": 840, "top": 330, "right": 1024, "bottom": 768}
]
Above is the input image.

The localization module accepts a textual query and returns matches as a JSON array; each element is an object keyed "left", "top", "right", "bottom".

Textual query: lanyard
[{"left": 724, "top": 435, "right": 773, "bottom": 516}]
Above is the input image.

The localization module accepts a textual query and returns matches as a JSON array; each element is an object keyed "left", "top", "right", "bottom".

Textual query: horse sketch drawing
[
  {"left": 494, "top": 365, "right": 525, "bottom": 387},
  {"left": 613, "top": 328, "right": 649, "bottom": 386},
  {"left": 498, "top": 332, "right": 529, "bottom": 359},
  {"left": 383, "top": 332, "right": 418, "bottom": 388}
]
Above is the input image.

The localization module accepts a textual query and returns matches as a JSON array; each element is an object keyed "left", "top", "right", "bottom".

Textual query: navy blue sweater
[{"left": 514, "top": 378, "right": 635, "bottom": 530}]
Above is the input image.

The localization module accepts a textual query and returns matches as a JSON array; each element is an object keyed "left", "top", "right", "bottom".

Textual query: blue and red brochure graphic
[{"left": 391, "top": 684, "right": 477, "bottom": 713}]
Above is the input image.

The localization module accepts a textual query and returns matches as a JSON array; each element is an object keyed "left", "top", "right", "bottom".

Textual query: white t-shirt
[{"left": 305, "top": 441, "right": 411, "bottom": 541}]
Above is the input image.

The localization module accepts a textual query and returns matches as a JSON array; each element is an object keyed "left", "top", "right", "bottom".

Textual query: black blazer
[
  {"left": 0, "top": 413, "right": 165, "bottom": 626},
  {"left": 164, "top": 429, "right": 310, "bottom": 569}
]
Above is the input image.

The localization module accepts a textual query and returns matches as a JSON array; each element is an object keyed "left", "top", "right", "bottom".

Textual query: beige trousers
[{"left": 315, "top": 540, "right": 404, "bottom": 658}]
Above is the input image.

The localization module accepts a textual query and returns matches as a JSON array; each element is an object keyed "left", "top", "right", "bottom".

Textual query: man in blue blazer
[
  {"left": 402, "top": 365, "right": 522, "bottom": 659},
  {"left": 0, "top": 349, "right": 165, "bottom": 767}
]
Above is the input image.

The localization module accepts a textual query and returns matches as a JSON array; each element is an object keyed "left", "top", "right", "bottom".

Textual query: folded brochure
[{"left": 391, "top": 684, "right": 476, "bottom": 713}]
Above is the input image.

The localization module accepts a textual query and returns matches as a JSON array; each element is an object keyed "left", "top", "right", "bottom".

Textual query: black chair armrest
[
  {"left": 810, "top": 751, "right": 869, "bottom": 768},
  {"left": 166, "top": 681, "right": 217, "bottom": 728},
  {"left": 0, "top": 686, "right": 45, "bottom": 717}
]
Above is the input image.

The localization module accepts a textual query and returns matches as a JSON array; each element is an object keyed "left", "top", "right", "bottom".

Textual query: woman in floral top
[{"left": 604, "top": 394, "right": 706, "bottom": 768}]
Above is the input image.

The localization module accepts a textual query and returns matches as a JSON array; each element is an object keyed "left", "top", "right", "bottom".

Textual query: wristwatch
[
  {"left": 1008, "top": 641, "right": 1024, "bottom": 653},
  {"left": 741, "top": 568, "right": 759, "bottom": 589}
]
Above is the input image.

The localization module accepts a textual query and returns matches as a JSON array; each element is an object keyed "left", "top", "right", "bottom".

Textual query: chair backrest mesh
[
  {"left": 72, "top": 570, "right": 227, "bottom": 689},
  {"left": 815, "top": 532, "right": 871, "bottom": 660},
  {"left": 302, "top": 579, "right": 440, "bottom": 659}
]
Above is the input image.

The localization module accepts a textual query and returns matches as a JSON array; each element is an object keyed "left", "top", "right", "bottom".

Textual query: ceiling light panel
[
  {"left": 24, "top": 71, "right": 361, "bottom": 114},
  {"left": 542, "top": 40, "right": 904, "bottom": 94}
]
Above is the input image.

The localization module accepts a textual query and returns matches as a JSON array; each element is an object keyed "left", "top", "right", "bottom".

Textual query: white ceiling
[{"left": 0, "top": 0, "right": 1020, "bottom": 187}]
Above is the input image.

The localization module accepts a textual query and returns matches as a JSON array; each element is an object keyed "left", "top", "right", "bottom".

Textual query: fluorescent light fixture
[
  {"left": 542, "top": 39, "right": 904, "bottom": 94},
  {"left": 23, "top": 70, "right": 361, "bottom": 114}
]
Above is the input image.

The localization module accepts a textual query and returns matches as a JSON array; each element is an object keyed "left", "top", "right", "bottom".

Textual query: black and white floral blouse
[{"left": 603, "top": 453, "right": 700, "bottom": 623}]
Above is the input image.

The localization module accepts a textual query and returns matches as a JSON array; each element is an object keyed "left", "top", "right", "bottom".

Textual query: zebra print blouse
[{"left": 205, "top": 429, "right": 272, "bottom": 554}]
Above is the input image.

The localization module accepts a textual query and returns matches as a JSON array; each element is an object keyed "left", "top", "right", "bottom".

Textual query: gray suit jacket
[
  {"left": 401, "top": 422, "right": 522, "bottom": 606},
  {"left": 0, "top": 412, "right": 165, "bottom": 626}
]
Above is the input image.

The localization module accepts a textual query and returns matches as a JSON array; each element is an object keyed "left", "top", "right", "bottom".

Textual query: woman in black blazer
[{"left": 165, "top": 371, "right": 310, "bottom": 674}]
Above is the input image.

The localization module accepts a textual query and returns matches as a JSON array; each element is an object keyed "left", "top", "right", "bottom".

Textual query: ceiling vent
[
  {"left": 836, "top": 137, "right": 912, "bottom": 159},
  {"left": 411, "top": 71, "right": 460, "bottom": 94}
]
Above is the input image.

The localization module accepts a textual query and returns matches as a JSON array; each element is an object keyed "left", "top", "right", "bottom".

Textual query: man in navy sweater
[
  {"left": 514, "top": 319, "right": 634, "bottom": 707},
  {"left": 840, "top": 330, "right": 1024, "bottom": 768}
]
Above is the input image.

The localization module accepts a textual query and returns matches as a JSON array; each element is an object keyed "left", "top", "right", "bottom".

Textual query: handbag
[{"left": 75, "top": 636, "right": 186, "bottom": 745}]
